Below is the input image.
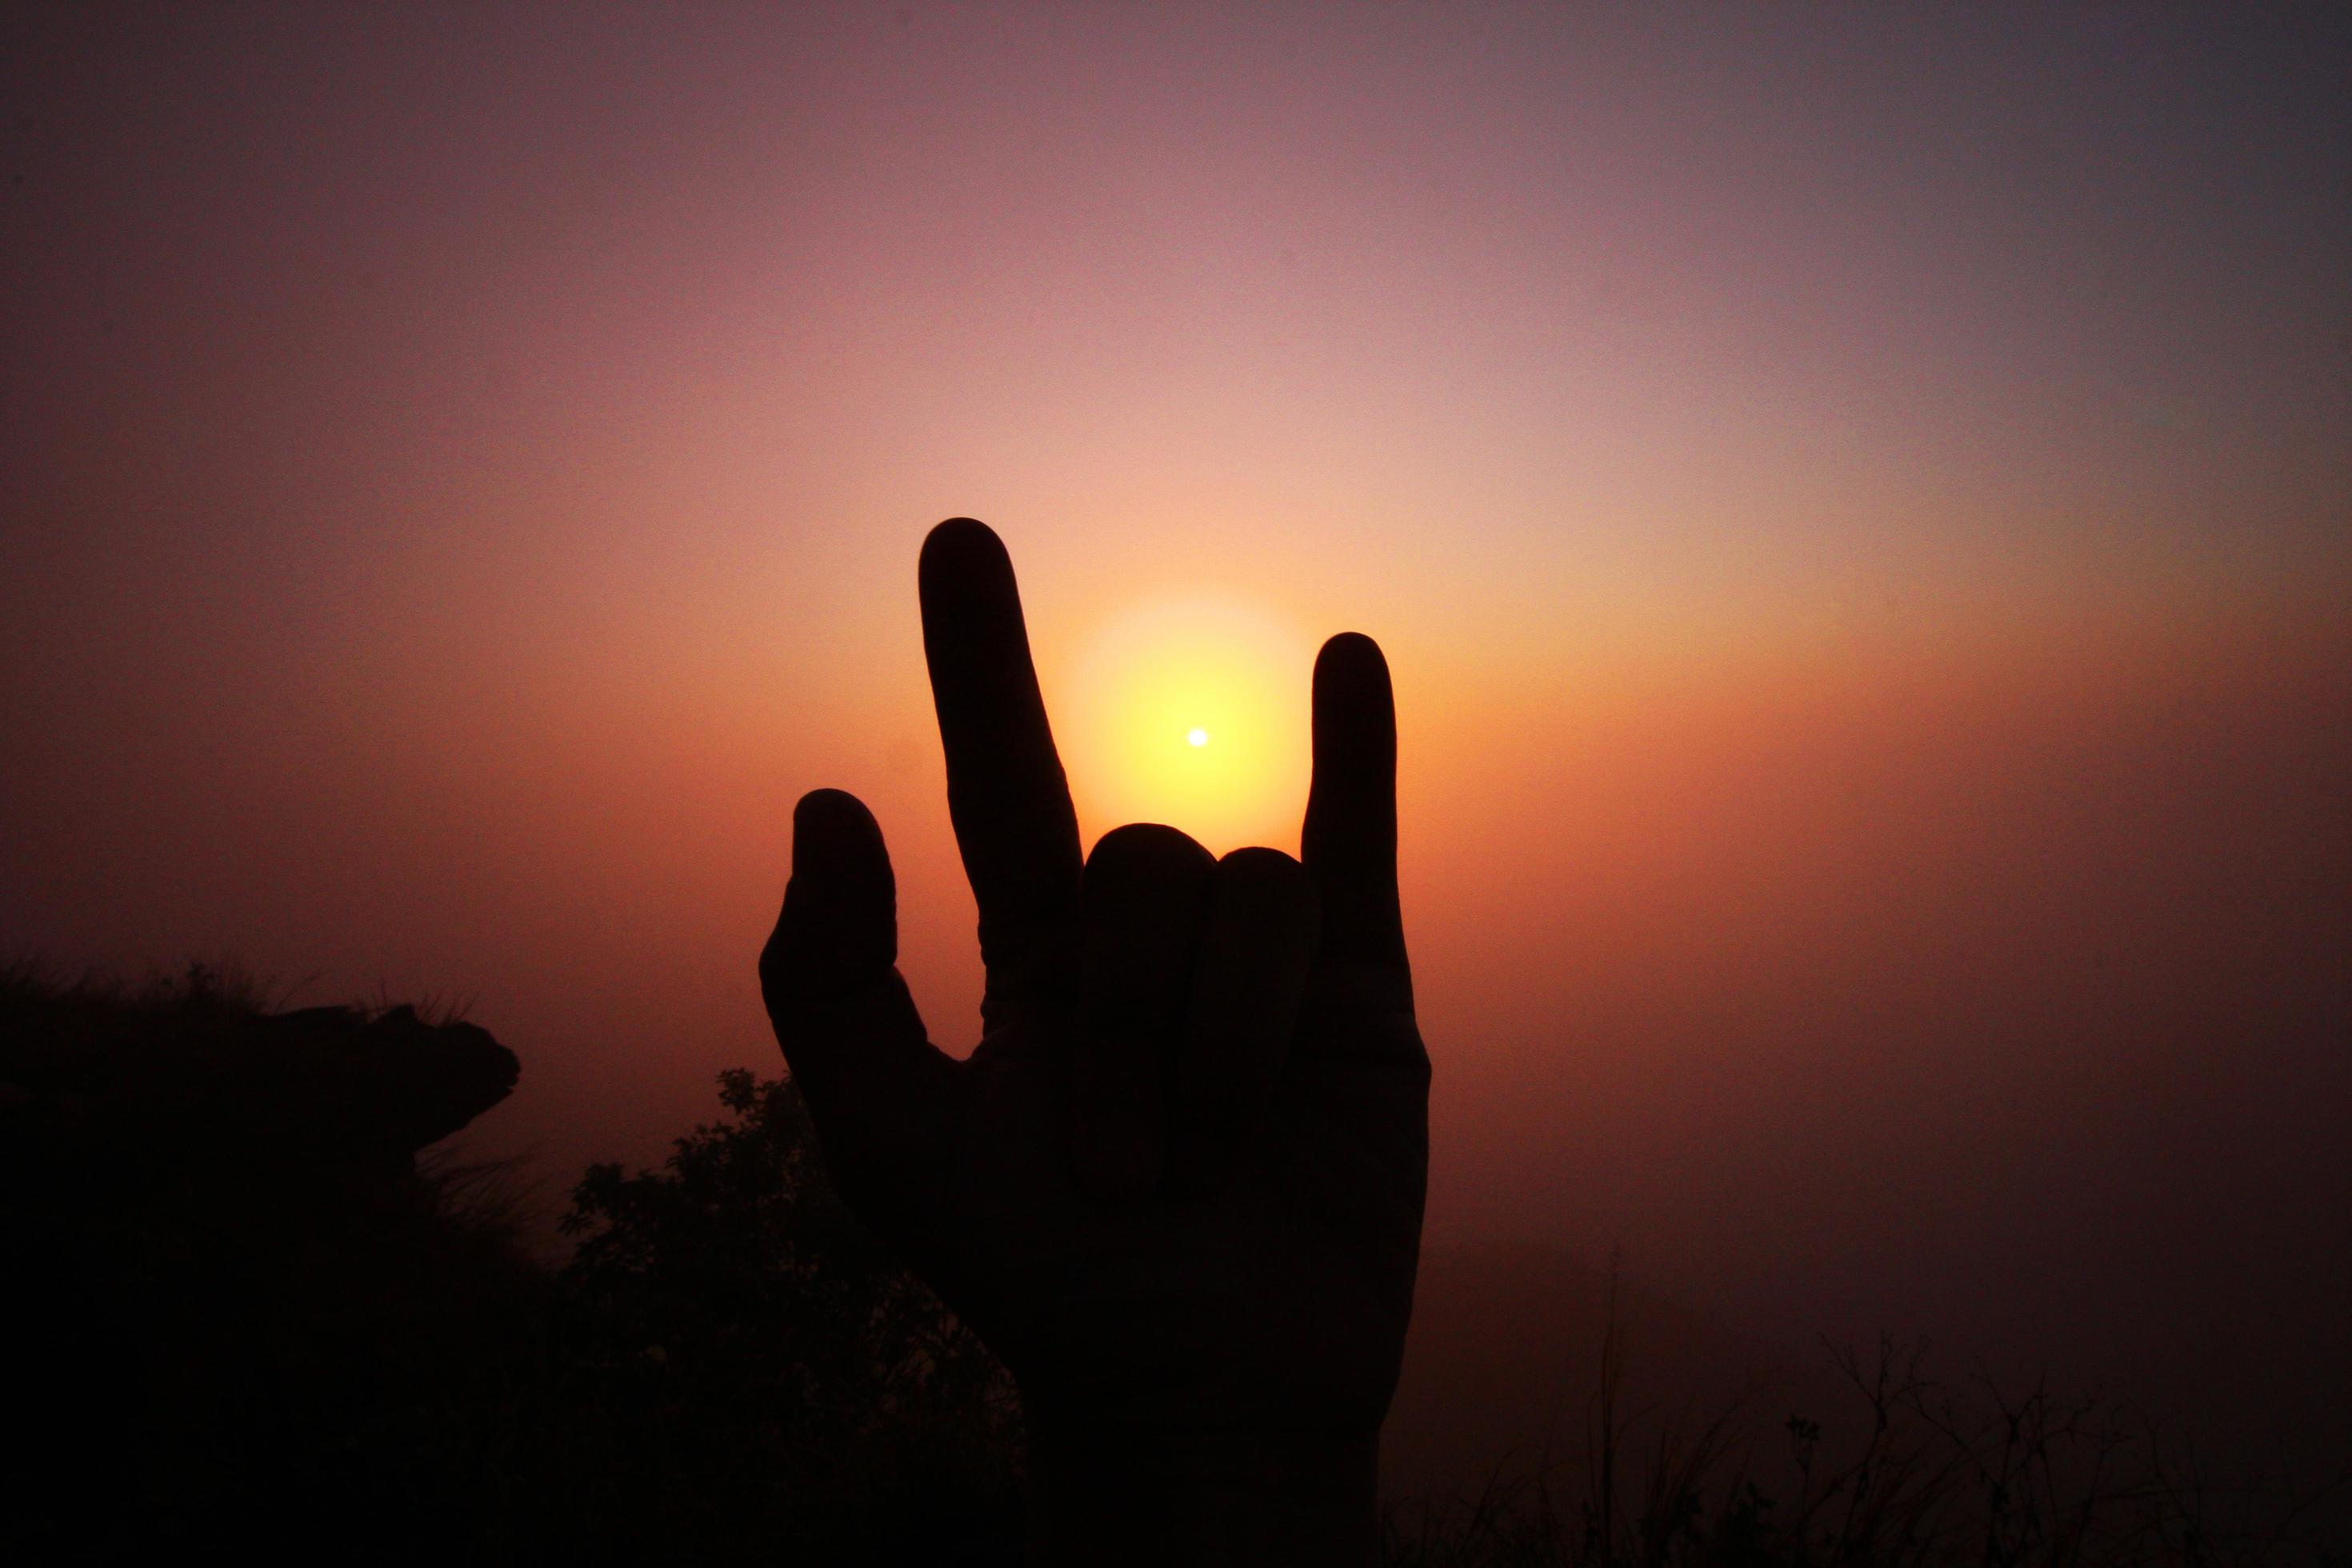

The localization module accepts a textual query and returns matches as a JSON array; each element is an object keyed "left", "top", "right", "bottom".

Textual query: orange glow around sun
[{"left": 1056, "top": 594, "right": 1315, "bottom": 855}]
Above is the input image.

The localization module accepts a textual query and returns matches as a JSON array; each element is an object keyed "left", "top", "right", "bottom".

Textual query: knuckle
[{"left": 1218, "top": 844, "right": 1304, "bottom": 877}]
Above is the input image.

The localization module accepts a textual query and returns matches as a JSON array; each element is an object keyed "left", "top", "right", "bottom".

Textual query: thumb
[{"left": 759, "top": 789, "right": 935, "bottom": 1109}]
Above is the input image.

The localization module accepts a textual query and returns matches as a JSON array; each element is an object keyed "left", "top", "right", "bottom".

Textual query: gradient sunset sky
[{"left": 6, "top": 2, "right": 2348, "bottom": 1455}]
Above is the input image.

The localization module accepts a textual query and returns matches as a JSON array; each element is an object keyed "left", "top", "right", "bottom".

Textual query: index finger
[{"left": 918, "top": 518, "right": 1082, "bottom": 1006}]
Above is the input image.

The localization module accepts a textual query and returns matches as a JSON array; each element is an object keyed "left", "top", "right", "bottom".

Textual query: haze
[{"left": 5, "top": 2, "right": 2346, "bottom": 1485}]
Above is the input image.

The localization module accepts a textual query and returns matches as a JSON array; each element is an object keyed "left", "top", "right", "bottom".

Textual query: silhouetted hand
[{"left": 761, "top": 519, "right": 1427, "bottom": 1566}]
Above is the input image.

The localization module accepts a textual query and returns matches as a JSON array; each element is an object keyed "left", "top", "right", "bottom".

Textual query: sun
[{"left": 1052, "top": 594, "right": 1313, "bottom": 853}]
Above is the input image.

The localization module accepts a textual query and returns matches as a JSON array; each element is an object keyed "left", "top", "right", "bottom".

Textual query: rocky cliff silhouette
[{"left": 2, "top": 966, "right": 526, "bottom": 1562}]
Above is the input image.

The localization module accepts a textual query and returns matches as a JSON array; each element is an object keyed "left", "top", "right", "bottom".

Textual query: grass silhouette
[{"left": 1384, "top": 1268, "right": 2345, "bottom": 1566}]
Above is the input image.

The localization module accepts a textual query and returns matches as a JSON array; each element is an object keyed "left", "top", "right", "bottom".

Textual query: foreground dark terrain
[{"left": 2, "top": 969, "right": 2338, "bottom": 1565}]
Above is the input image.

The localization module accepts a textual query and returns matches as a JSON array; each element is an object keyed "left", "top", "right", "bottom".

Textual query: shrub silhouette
[{"left": 555, "top": 1067, "right": 1025, "bottom": 1563}]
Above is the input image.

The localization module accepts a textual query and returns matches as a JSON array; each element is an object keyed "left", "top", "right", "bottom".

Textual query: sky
[{"left": 5, "top": 0, "right": 2349, "bottom": 1469}]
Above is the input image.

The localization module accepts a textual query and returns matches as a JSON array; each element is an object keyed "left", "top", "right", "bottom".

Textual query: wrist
[{"left": 1024, "top": 1414, "right": 1381, "bottom": 1568}]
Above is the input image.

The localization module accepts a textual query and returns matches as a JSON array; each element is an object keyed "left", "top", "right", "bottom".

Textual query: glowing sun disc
[{"left": 1054, "top": 595, "right": 1313, "bottom": 853}]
